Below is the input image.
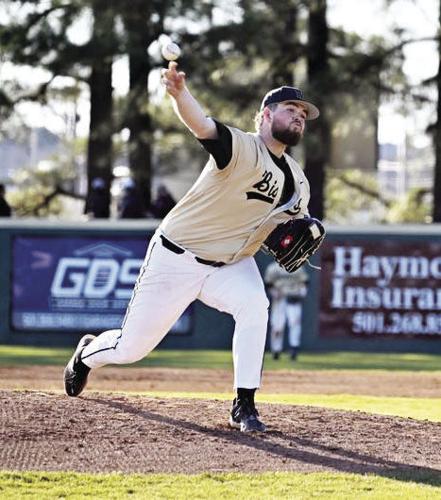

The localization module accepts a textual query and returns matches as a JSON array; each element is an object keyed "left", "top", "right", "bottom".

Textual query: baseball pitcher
[{"left": 64, "top": 61, "right": 322, "bottom": 433}]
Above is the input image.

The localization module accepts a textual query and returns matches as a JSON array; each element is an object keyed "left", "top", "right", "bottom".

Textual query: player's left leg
[
  {"left": 64, "top": 232, "right": 212, "bottom": 396},
  {"left": 198, "top": 257, "right": 269, "bottom": 432},
  {"left": 269, "top": 296, "right": 287, "bottom": 359},
  {"left": 286, "top": 301, "right": 302, "bottom": 360}
]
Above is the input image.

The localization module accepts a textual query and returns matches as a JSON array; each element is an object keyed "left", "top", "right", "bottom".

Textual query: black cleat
[
  {"left": 64, "top": 334, "right": 96, "bottom": 397},
  {"left": 229, "top": 397, "right": 266, "bottom": 433}
]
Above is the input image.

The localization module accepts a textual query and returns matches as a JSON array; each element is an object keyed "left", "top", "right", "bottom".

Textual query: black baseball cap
[{"left": 260, "top": 86, "right": 320, "bottom": 120}]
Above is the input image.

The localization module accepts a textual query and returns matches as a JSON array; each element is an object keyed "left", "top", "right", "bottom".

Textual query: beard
[{"left": 271, "top": 121, "right": 302, "bottom": 146}]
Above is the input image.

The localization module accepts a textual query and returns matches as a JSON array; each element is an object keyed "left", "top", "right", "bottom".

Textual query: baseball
[{"left": 161, "top": 42, "right": 181, "bottom": 61}]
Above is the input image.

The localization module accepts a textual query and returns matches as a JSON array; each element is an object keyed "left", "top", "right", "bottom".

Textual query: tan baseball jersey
[{"left": 160, "top": 125, "right": 310, "bottom": 263}]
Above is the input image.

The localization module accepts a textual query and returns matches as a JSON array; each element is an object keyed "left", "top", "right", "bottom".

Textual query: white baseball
[{"left": 161, "top": 42, "right": 181, "bottom": 61}]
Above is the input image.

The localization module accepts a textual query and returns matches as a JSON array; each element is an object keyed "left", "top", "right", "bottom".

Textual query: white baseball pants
[
  {"left": 81, "top": 231, "right": 269, "bottom": 389},
  {"left": 269, "top": 296, "right": 287, "bottom": 354},
  {"left": 286, "top": 302, "right": 302, "bottom": 348}
]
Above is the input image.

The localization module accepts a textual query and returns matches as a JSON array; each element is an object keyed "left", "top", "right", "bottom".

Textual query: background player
[
  {"left": 64, "top": 61, "right": 319, "bottom": 433},
  {"left": 265, "top": 262, "right": 309, "bottom": 360}
]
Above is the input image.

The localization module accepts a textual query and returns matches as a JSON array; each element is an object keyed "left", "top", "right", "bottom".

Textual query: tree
[
  {"left": 326, "top": 169, "right": 386, "bottom": 224},
  {"left": 0, "top": 1, "right": 215, "bottom": 215},
  {"left": 303, "top": 0, "right": 330, "bottom": 220},
  {"left": 0, "top": 0, "right": 422, "bottom": 222},
  {"left": 120, "top": 1, "right": 162, "bottom": 212},
  {"left": 434, "top": 0, "right": 441, "bottom": 222},
  {"left": 86, "top": 0, "right": 116, "bottom": 217},
  {"left": 387, "top": 188, "right": 431, "bottom": 223},
  {"left": 0, "top": 1, "right": 83, "bottom": 127},
  {"left": 9, "top": 138, "right": 86, "bottom": 217},
  {"left": 0, "top": 0, "right": 118, "bottom": 216}
]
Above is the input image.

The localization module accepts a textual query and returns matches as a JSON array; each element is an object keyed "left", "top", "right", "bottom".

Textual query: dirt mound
[{"left": 1, "top": 390, "right": 441, "bottom": 480}]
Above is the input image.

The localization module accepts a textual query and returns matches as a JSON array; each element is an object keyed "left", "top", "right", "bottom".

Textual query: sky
[{"left": 1, "top": 0, "right": 438, "bottom": 147}]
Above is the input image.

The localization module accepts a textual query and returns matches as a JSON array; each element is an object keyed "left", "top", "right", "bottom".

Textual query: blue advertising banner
[{"left": 11, "top": 235, "right": 192, "bottom": 334}]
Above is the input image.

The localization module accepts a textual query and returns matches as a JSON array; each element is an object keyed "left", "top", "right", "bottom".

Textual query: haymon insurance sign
[{"left": 319, "top": 240, "right": 441, "bottom": 337}]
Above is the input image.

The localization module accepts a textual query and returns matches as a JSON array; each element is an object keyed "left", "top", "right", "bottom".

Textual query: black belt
[{"left": 160, "top": 235, "right": 225, "bottom": 267}]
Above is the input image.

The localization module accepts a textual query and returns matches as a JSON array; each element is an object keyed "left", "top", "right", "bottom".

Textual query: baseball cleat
[
  {"left": 229, "top": 398, "right": 266, "bottom": 433},
  {"left": 63, "top": 334, "right": 96, "bottom": 397}
]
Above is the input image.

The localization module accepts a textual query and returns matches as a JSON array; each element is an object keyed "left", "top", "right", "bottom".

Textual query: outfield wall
[{"left": 1, "top": 219, "right": 441, "bottom": 353}]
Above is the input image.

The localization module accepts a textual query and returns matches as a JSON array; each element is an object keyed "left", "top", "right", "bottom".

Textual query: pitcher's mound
[{"left": 1, "top": 390, "right": 440, "bottom": 477}]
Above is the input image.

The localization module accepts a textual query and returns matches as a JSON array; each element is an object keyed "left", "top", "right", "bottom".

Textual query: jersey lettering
[
  {"left": 285, "top": 198, "right": 302, "bottom": 216},
  {"left": 246, "top": 171, "right": 279, "bottom": 204}
]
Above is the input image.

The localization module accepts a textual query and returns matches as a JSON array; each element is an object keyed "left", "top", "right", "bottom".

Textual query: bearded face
[{"left": 271, "top": 118, "right": 303, "bottom": 146}]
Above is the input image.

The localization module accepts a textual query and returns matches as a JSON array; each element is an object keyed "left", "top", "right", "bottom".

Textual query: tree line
[{"left": 0, "top": 0, "right": 440, "bottom": 221}]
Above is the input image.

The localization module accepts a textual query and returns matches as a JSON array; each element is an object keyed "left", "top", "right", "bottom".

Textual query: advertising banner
[
  {"left": 319, "top": 239, "right": 441, "bottom": 337},
  {"left": 11, "top": 235, "right": 192, "bottom": 334}
]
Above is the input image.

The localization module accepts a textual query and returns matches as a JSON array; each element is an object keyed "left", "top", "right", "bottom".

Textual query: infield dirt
[
  {"left": 2, "top": 366, "right": 441, "bottom": 397},
  {"left": 1, "top": 368, "right": 441, "bottom": 478}
]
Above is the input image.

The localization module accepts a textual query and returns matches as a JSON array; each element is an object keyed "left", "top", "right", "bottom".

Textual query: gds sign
[
  {"left": 48, "top": 243, "right": 142, "bottom": 305},
  {"left": 51, "top": 257, "right": 140, "bottom": 299},
  {"left": 12, "top": 236, "right": 192, "bottom": 334}
]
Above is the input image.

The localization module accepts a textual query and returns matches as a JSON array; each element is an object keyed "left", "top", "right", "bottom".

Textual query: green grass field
[
  {"left": 1, "top": 471, "right": 441, "bottom": 499},
  {"left": 2, "top": 346, "right": 441, "bottom": 498}
]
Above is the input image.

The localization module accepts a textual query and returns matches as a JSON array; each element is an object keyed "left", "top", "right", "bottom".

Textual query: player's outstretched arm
[{"left": 161, "top": 61, "right": 218, "bottom": 140}]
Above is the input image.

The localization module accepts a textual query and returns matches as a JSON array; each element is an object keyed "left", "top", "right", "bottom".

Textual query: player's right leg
[{"left": 64, "top": 232, "right": 210, "bottom": 397}]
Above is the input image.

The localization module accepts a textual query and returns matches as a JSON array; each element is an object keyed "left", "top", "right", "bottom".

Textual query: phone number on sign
[{"left": 352, "top": 311, "right": 441, "bottom": 335}]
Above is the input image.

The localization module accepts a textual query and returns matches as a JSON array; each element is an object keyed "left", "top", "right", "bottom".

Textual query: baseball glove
[{"left": 262, "top": 217, "right": 326, "bottom": 273}]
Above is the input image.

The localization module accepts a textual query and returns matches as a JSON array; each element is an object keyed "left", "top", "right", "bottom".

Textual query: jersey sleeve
[{"left": 198, "top": 120, "right": 233, "bottom": 170}]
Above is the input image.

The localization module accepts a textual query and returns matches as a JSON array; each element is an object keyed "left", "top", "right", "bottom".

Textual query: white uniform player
[
  {"left": 264, "top": 262, "right": 308, "bottom": 360},
  {"left": 64, "top": 61, "right": 320, "bottom": 433}
]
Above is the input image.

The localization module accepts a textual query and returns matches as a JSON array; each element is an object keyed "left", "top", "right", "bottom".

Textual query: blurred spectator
[
  {"left": 150, "top": 184, "right": 176, "bottom": 219},
  {"left": 117, "top": 178, "right": 145, "bottom": 219},
  {"left": 84, "top": 177, "right": 110, "bottom": 219},
  {"left": 0, "top": 184, "right": 11, "bottom": 217}
]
